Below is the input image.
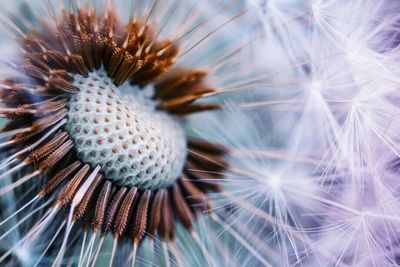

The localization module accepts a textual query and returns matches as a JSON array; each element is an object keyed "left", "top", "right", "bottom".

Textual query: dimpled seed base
[{"left": 65, "top": 70, "right": 187, "bottom": 189}]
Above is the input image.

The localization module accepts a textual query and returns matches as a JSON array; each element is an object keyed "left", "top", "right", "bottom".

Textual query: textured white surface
[{"left": 65, "top": 70, "right": 187, "bottom": 189}]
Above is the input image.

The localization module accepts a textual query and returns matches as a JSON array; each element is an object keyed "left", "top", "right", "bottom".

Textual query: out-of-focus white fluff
[{"left": 213, "top": 0, "right": 400, "bottom": 266}]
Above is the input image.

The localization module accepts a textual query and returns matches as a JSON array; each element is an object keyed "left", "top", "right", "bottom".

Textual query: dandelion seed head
[{"left": 0, "top": 0, "right": 270, "bottom": 266}]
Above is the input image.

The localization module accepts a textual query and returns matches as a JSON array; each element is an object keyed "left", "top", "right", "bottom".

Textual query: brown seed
[
  {"left": 74, "top": 174, "right": 102, "bottom": 221},
  {"left": 103, "top": 187, "right": 127, "bottom": 235},
  {"left": 132, "top": 190, "right": 151, "bottom": 243},
  {"left": 92, "top": 180, "right": 112, "bottom": 232},
  {"left": 113, "top": 187, "right": 138, "bottom": 237},
  {"left": 57, "top": 164, "right": 90, "bottom": 206},
  {"left": 148, "top": 189, "right": 165, "bottom": 236}
]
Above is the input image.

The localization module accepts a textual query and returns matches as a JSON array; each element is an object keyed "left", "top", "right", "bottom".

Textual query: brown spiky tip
[{"left": 0, "top": 5, "right": 227, "bottom": 247}]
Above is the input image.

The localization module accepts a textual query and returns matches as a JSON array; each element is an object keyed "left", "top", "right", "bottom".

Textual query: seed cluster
[
  {"left": 0, "top": 6, "right": 228, "bottom": 248},
  {"left": 66, "top": 71, "right": 187, "bottom": 189}
]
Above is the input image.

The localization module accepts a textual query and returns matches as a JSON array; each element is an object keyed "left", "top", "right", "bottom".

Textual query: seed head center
[{"left": 65, "top": 70, "right": 187, "bottom": 189}]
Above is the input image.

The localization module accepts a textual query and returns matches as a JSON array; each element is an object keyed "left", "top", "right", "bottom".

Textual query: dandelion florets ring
[{"left": 0, "top": 4, "right": 228, "bottom": 265}]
